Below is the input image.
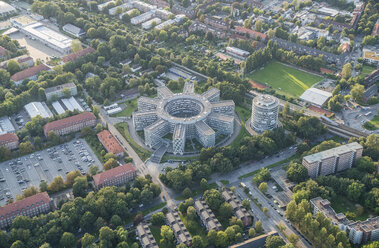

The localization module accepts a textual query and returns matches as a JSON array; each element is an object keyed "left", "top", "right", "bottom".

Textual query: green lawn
[
  {"left": 369, "top": 114, "right": 379, "bottom": 127},
  {"left": 115, "top": 122, "right": 152, "bottom": 161},
  {"left": 247, "top": 61, "right": 323, "bottom": 98},
  {"left": 150, "top": 225, "right": 163, "bottom": 247},
  {"left": 111, "top": 98, "right": 137, "bottom": 117},
  {"left": 236, "top": 106, "right": 251, "bottom": 125},
  {"left": 180, "top": 214, "right": 208, "bottom": 245},
  {"left": 331, "top": 195, "right": 370, "bottom": 221},
  {"left": 142, "top": 202, "right": 167, "bottom": 216},
  {"left": 361, "top": 65, "right": 376, "bottom": 77}
]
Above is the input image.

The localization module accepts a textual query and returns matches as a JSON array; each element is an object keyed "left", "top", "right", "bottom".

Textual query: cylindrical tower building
[{"left": 250, "top": 95, "right": 279, "bottom": 133}]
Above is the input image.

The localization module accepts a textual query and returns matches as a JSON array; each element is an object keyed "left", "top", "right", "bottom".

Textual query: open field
[
  {"left": 247, "top": 61, "right": 323, "bottom": 98},
  {"left": 361, "top": 65, "right": 376, "bottom": 77},
  {"left": 111, "top": 98, "right": 137, "bottom": 117}
]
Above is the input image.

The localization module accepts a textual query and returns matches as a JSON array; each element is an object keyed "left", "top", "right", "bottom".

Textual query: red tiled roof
[
  {"left": 93, "top": 163, "right": 136, "bottom": 187},
  {"left": 10, "top": 64, "right": 50, "bottom": 82},
  {"left": 62, "top": 47, "right": 95, "bottom": 63},
  {"left": 235, "top": 26, "right": 267, "bottom": 40},
  {"left": 249, "top": 80, "right": 267, "bottom": 90},
  {"left": 43, "top": 112, "right": 96, "bottom": 134},
  {"left": 97, "top": 130, "right": 124, "bottom": 156},
  {"left": 0, "top": 133, "right": 18, "bottom": 145},
  {"left": 0, "top": 192, "right": 50, "bottom": 218},
  {"left": 0, "top": 46, "right": 9, "bottom": 57},
  {"left": 320, "top": 68, "right": 334, "bottom": 75},
  {"left": 309, "top": 105, "right": 333, "bottom": 117},
  {"left": 372, "top": 23, "right": 379, "bottom": 36}
]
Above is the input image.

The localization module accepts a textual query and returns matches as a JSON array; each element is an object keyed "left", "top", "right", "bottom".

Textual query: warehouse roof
[
  {"left": 300, "top": 88, "right": 332, "bottom": 106},
  {"left": 24, "top": 101, "right": 53, "bottom": 119},
  {"left": 0, "top": 1, "right": 16, "bottom": 15}
]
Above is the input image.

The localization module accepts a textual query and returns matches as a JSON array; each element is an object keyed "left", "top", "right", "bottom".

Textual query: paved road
[{"left": 99, "top": 111, "right": 177, "bottom": 209}]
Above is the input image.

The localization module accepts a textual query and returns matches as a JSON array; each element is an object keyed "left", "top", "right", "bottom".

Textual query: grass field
[
  {"left": 247, "top": 61, "right": 323, "bottom": 98},
  {"left": 111, "top": 98, "right": 137, "bottom": 117},
  {"left": 361, "top": 65, "right": 376, "bottom": 77}
]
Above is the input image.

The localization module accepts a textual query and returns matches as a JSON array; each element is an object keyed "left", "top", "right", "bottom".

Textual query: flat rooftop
[{"left": 303, "top": 142, "right": 362, "bottom": 164}]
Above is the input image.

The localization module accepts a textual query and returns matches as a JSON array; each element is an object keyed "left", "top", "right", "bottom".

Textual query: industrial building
[
  {"left": 0, "top": 116, "right": 15, "bottom": 134},
  {"left": 43, "top": 112, "right": 96, "bottom": 137},
  {"left": 97, "top": 130, "right": 124, "bottom": 158},
  {"left": 92, "top": 163, "right": 136, "bottom": 189},
  {"left": 166, "top": 211, "right": 192, "bottom": 246},
  {"left": 0, "top": 192, "right": 52, "bottom": 229},
  {"left": 61, "top": 97, "right": 84, "bottom": 112},
  {"left": 302, "top": 142, "right": 363, "bottom": 178},
  {"left": 133, "top": 83, "right": 235, "bottom": 154},
  {"left": 20, "top": 22, "right": 73, "bottom": 54},
  {"left": 250, "top": 95, "right": 279, "bottom": 133},
  {"left": 0, "top": 1, "right": 16, "bottom": 17},
  {"left": 44, "top": 82, "right": 77, "bottom": 101},
  {"left": 62, "top": 23, "right": 85, "bottom": 38},
  {"left": 136, "top": 223, "right": 159, "bottom": 248},
  {"left": 52, "top": 101, "right": 66, "bottom": 115},
  {"left": 142, "top": 17, "right": 161, "bottom": 29},
  {"left": 24, "top": 101, "right": 54, "bottom": 119},
  {"left": 194, "top": 200, "right": 222, "bottom": 231},
  {"left": 311, "top": 197, "right": 379, "bottom": 244},
  {"left": 300, "top": 88, "right": 332, "bottom": 107}
]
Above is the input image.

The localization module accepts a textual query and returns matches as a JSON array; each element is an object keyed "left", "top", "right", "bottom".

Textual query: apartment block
[
  {"left": 194, "top": 200, "right": 222, "bottom": 231},
  {"left": 97, "top": 130, "right": 124, "bottom": 158},
  {"left": 310, "top": 197, "right": 379, "bottom": 244},
  {"left": 136, "top": 222, "right": 159, "bottom": 248},
  {"left": 92, "top": 163, "right": 136, "bottom": 189},
  {"left": 43, "top": 112, "right": 96, "bottom": 137},
  {"left": 44, "top": 82, "right": 77, "bottom": 101},
  {"left": 222, "top": 189, "right": 252, "bottom": 227},
  {"left": 0, "top": 192, "right": 52, "bottom": 229},
  {"left": 302, "top": 142, "right": 363, "bottom": 178},
  {"left": 0, "top": 132, "right": 19, "bottom": 150},
  {"left": 166, "top": 211, "right": 192, "bottom": 246}
]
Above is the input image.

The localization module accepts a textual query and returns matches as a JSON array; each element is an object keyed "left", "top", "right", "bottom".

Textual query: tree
[
  {"left": 99, "top": 226, "right": 115, "bottom": 243},
  {"left": 103, "top": 158, "right": 118, "bottom": 170},
  {"left": 200, "top": 178, "right": 208, "bottom": 192},
  {"left": 265, "top": 235, "right": 285, "bottom": 248},
  {"left": 70, "top": 39, "right": 83, "bottom": 53},
  {"left": 0, "top": 146, "right": 10, "bottom": 161},
  {"left": 191, "top": 235, "right": 203, "bottom": 248},
  {"left": 10, "top": 241, "right": 24, "bottom": 248},
  {"left": 255, "top": 220, "right": 263, "bottom": 233},
  {"left": 7, "top": 60, "right": 20, "bottom": 75},
  {"left": 73, "top": 176, "right": 88, "bottom": 197},
  {"left": 253, "top": 168, "right": 271, "bottom": 184},
  {"left": 47, "top": 176, "right": 65, "bottom": 193},
  {"left": 350, "top": 84, "right": 365, "bottom": 104},
  {"left": 288, "top": 233, "right": 299, "bottom": 245},
  {"left": 207, "top": 230, "right": 217, "bottom": 246},
  {"left": 89, "top": 165, "right": 99, "bottom": 176},
  {"left": 158, "top": 30, "right": 168, "bottom": 41},
  {"left": 60, "top": 232, "right": 76, "bottom": 248},
  {"left": 215, "top": 231, "right": 228, "bottom": 248},
  {"left": 151, "top": 212, "right": 165, "bottom": 226},
  {"left": 39, "top": 180, "right": 48, "bottom": 192},
  {"left": 347, "top": 182, "right": 364, "bottom": 202},
  {"left": 258, "top": 182, "right": 268, "bottom": 193},
  {"left": 262, "top": 207, "right": 268, "bottom": 214},
  {"left": 81, "top": 233, "right": 95, "bottom": 247},
  {"left": 341, "top": 62, "right": 352, "bottom": 79},
  {"left": 203, "top": 189, "right": 224, "bottom": 210},
  {"left": 242, "top": 199, "right": 250, "bottom": 210},
  {"left": 248, "top": 228, "right": 256, "bottom": 238},
  {"left": 19, "top": 141, "right": 34, "bottom": 155},
  {"left": 187, "top": 206, "right": 197, "bottom": 220},
  {"left": 160, "top": 225, "right": 175, "bottom": 248},
  {"left": 286, "top": 161, "right": 308, "bottom": 183},
  {"left": 182, "top": 187, "right": 192, "bottom": 199},
  {"left": 255, "top": 20, "right": 263, "bottom": 32},
  {"left": 65, "top": 170, "right": 81, "bottom": 187}
]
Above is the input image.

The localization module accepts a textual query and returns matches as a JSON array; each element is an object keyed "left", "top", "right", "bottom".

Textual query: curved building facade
[
  {"left": 250, "top": 95, "right": 279, "bottom": 132},
  {"left": 133, "top": 83, "right": 235, "bottom": 155}
]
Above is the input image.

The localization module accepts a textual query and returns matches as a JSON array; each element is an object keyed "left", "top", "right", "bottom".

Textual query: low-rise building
[
  {"left": 97, "top": 130, "right": 124, "bottom": 158},
  {"left": 302, "top": 142, "right": 363, "bottom": 178},
  {"left": 98, "top": 0, "right": 115, "bottom": 12},
  {"left": 62, "top": 47, "right": 95, "bottom": 63},
  {"left": 203, "top": 16, "right": 230, "bottom": 31},
  {"left": 131, "top": 11, "right": 155, "bottom": 25},
  {"left": 136, "top": 222, "right": 159, "bottom": 248},
  {"left": 0, "top": 55, "right": 34, "bottom": 69},
  {"left": 300, "top": 88, "right": 332, "bottom": 107},
  {"left": 45, "top": 82, "right": 77, "bottom": 101},
  {"left": 0, "top": 116, "right": 15, "bottom": 134},
  {"left": 363, "top": 48, "right": 379, "bottom": 66},
  {"left": 310, "top": 197, "right": 379, "bottom": 244},
  {"left": 222, "top": 189, "right": 252, "bottom": 227},
  {"left": 43, "top": 112, "right": 96, "bottom": 137},
  {"left": 234, "top": 26, "right": 267, "bottom": 41},
  {"left": 0, "top": 1, "right": 16, "bottom": 17},
  {"left": 10, "top": 64, "right": 50, "bottom": 85},
  {"left": 62, "top": 23, "right": 85, "bottom": 38},
  {"left": 194, "top": 200, "right": 222, "bottom": 231},
  {"left": 364, "top": 69, "right": 379, "bottom": 87},
  {"left": 0, "top": 192, "right": 52, "bottom": 229},
  {"left": 226, "top": 46, "right": 250, "bottom": 58},
  {"left": 0, "top": 46, "right": 10, "bottom": 59},
  {"left": 0, "top": 132, "right": 19, "bottom": 150},
  {"left": 92, "top": 163, "right": 136, "bottom": 189},
  {"left": 166, "top": 211, "right": 192, "bottom": 246},
  {"left": 24, "top": 101, "right": 54, "bottom": 119},
  {"left": 142, "top": 17, "right": 161, "bottom": 30}
]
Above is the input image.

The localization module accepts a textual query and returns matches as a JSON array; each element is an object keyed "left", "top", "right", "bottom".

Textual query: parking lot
[{"left": 0, "top": 138, "right": 101, "bottom": 206}]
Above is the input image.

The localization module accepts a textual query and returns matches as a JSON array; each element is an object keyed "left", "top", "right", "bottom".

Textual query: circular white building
[
  {"left": 250, "top": 94, "right": 279, "bottom": 133},
  {"left": 133, "top": 83, "right": 235, "bottom": 155}
]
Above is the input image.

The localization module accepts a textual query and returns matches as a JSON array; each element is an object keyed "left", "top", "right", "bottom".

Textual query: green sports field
[{"left": 247, "top": 61, "right": 323, "bottom": 98}]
